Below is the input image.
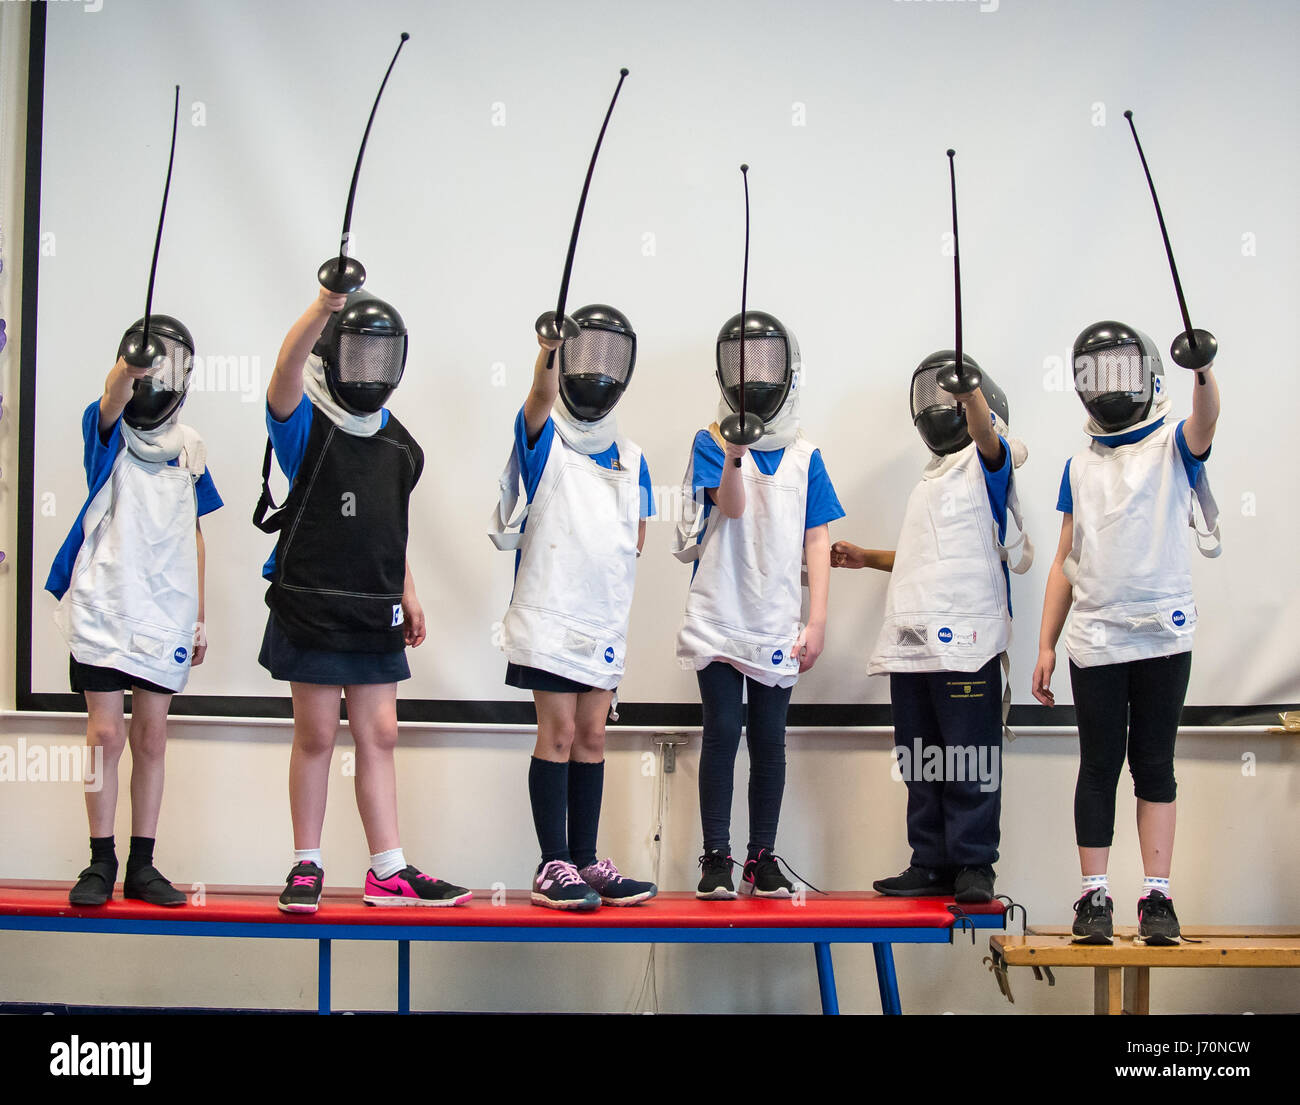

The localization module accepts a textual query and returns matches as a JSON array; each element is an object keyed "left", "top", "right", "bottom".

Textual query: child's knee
[{"left": 1130, "top": 760, "right": 1177, "bottom": 804}]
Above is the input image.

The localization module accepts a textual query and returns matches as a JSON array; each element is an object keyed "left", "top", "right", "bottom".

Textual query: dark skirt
[
  {"left": 69, "top": 655, "right": 174, "bottom": 697},
  {"left": 505, "top": 662, "right": 598, "bottom": 695},
  {"left": 259, "top": 614, "right": 410, "bottom": 686}
]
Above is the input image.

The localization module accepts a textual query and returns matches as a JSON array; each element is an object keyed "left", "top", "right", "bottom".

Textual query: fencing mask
[
  {"left": 911, "top": 350, "right": 1009, "bottom": 456},
  {"left": 312, "top": 292, "right": 408, "bottom": 415},
  {"left": 1072, "top": 321, "right": 1163, "bottom": 433},
  {"left": 558, "top": 304, "right": 636, "bottom": 422},
  {"left": 118, "top": 314, "right": 194, "bottom": 431},
  {"left": 716, "top": 309, "right": 797, "bottom": 427}
]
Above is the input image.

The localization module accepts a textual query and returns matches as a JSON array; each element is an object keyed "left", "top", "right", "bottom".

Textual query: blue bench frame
[{"left": 0, "top": 912, "right": 1007, "bottom": 1014}]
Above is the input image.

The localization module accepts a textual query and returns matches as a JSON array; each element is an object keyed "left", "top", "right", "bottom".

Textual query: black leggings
[
  {"left": 1070, "top": 651, "right": 1191, "bottom": 848},
  {"left": 697, "top": 661, "right": 793, "bottom": 856}
]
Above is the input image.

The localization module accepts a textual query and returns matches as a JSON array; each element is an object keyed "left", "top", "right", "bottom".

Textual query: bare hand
[
  {"left": 403, "top": 591, "right": 426, "bottom": 648},
  {"left": 1031, "top": 649, "right": 1056, "bottom": 706},
  {"left": 795, "top": 621, "right": 825, "bottom": 673},
  {"left": 537, "top": 332, "right": 563, "bottom": 354},
  {"left": 317, "top": 285, "right": 348, "bottom": 314},
  {"left": 723, "top": 440, "right": 748, "bottom": 462},
  {"left": 117, "top": 355, "right": 150, "bottom": 381},
  {"left": 830, "top": 541, "right": 867, "bottom": 569}
]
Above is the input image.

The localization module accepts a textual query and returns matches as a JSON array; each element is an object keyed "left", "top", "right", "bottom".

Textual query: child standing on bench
[
  {"left": 256, "top": 282, "right": 471, "bottom": 913},
  {"left": 833, "top": 354, "right": 1031, "bottom": 904},
  {"left": 1033, "top": 322, "right": 1220, "bottom": 945},
  {"left": 47, "top": 319, "right": 221, "bottom": 907},
  {"left": 675, "top": 312, "right": 842, "bottom": 899},
  {"left": 491, "top": 308, "right": 657, "bottom": 911}
]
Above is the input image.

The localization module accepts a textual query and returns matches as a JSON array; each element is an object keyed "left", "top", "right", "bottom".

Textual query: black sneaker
[
  {"left": 531, "top": 860, "right": 600, "bottom": 911},
  {"left": 873, "top": 865, "right": 955, "bottom": 897},
  {"left": 69, "top": 860, "right": 117, "bottom": 907},
  {"left": 1071, "top": 888, "right": 1114, "bottom": 945},
  {"left": 696, "top": 850, "right": 739, "bottom": 900},
  {"left": 578, "top": 858, "right": 656, "bottom": 906},
  {"left": 741, "top": 849, "right": 796, "bottom": 898},
  {"left": 1137, "top": 890, "right": 1182, "bottom": 946},
  {"left": 123, "top": 863, "right": 186, "bottom": 907},
  {"left": 278, "top": 861, "right": 325, "bottom": 914},
  {"left": 954, "top": 865, "right": 996, "bottom": 903}
]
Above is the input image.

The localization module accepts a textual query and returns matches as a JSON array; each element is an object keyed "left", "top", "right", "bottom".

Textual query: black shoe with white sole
[
  {"left": 1071, "top": 889, "right": 1114, "bottom": 945},
  {"left": 696, "top": 849, "right": 738, "bottom": 900},
  {"left": 531, "top": 860, "right": 600, "bottom": 911},
  {"left": 278, "top": 861, "right": 324, "bottom": 914},
  {"left": 1137, "top": 890, "right": 1182, "bottom": 946}
]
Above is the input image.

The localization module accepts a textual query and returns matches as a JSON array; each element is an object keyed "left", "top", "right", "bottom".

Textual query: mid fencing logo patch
[
  {"left": 173, "top": 647, "right": 187, "bottom": 664},
  {"left": 1171, "top": 609, "right": 1186, "bottom": 627},
  {"left": 392, "top": 604, "right": 404, "bottom": 627},
  {"left": 604, "top": 646, "right": 615, "bottom": 663},
  {"left": 937, "top": 627, "right": 954, "bottom": 644},
  {"left": 772, "top": 649, "right": 784, "bottom": 665}
]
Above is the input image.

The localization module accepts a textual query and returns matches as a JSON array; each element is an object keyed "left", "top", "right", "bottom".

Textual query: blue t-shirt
[
  {"left": 688, "top": 430, "right": 845, "bottom": 533},
  {"left": 45, "top": 400, "right": 223, "bottom": 599},
  {"left": 1056, "top": 418, "right": 1208, "bottom": 514},
  {"left": 514, "top": 408, "right": 655, "bottom": 517},
  {"left": 976, "top": 437, "right": 1014, "bottom": 613},
  {"left": 260, "top": 395, "right": 393, "bottom": 578}
]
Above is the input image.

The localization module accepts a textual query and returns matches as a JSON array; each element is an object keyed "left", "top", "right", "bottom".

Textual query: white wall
[{"left": 1, "top": 1, "right": 1296, "bottom": 1014}]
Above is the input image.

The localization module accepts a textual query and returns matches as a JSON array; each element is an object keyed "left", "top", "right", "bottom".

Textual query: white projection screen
[{"left": 16, "top": 0, "right": 1299, "bottom": 724}]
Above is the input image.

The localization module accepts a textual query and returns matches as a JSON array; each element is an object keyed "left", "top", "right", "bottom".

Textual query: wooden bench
[
  {"left": 987, "top": 926, "right": 1300, "bottom": 1014},
  {"left": 0, "top": 881, "right": 1005, "bottom": 1014}
]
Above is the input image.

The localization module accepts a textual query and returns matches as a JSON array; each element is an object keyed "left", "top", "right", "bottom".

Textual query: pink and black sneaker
[
  {"left": 578, "top": 858, "right": 657, "bottom": 906},
  {"left": 278, "top": 861, "right": 324, "bottom": 914},
  {"left": 363, "top": 866, "right": 472, "bottom": 907}
]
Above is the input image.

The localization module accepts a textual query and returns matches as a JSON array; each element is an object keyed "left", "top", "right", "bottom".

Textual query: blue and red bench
[{"left": 0, "top": 882, "right": 1006, "bottom": 1014}]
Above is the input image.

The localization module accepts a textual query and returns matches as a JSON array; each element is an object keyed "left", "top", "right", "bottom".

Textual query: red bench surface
[{"left": 0, "top": 881, "right": 1003, "bottom": 930}]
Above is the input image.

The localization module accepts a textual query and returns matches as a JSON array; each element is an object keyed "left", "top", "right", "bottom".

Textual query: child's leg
[
  {"left": 568, "top": 689, "right": 613, "bottom": 869},
  {"left": 343, "top": 682, "right": 401, "bottom": 855},
  {"left": 697, "top": 662, "right": 745, "bottom": 853},
  {"left": 83, "top": 691, "right": 128, "bottom": 838},
  {"left": 1069, "top": 659, "right": 1132, "bottom": 876},
  {"left": 742, "top": 675, "right": 793, "bottom": 857},
  {"left": 125, "top": 688, "right": 173, "bottom": 838},
  {"left": 289, "top": 682, "right": 343, "bottom": 852},
  {"left": 531, "top": 691, "right": 579, "bottom": 863},
  {"left": 934, "top": 656, "right": 1003, "bottom": 869},
  {"left": 1127, "top": 652, "right": 1191, "bottom": 880},
  {"left": 889, "top": 672, "right": 948, "bottom": 870}
]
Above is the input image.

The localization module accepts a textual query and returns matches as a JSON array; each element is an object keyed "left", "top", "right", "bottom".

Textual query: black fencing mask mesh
[
  {"left": 1072, "top": 321, "right": 1163, "bottom": 433},
  {"left": 118, "top": 314, "right": 194, "bottom": 430},
  {"left": 558, "top": 304, "right": 636, "bottom": 422},
  {"left": 715, "top": 310, "right": 795, "bottom": 425},
  {"left": 314, "top": 292, "right": 408, "bottom": 415},
  {"left": 910, "top": 351, "right": 1009, "bottom": 456}
]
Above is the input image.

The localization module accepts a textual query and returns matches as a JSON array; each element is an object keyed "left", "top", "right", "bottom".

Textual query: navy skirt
[
  {"left": 505, "top": 662, "right": 598, "bottom": 695},
  {"left": 259, "top": 614, "right": 410, "bottom": 686}
]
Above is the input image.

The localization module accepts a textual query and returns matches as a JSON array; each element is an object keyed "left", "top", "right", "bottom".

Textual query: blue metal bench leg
[
  {"left": 318, "top": 939, "right": 331, "bottom": 1015},
  {"left": 814, "top": 942, "right": 840, "bottom": 1014},
  {"left": 397, "top": 940, "right": 410, "bottom": 1014},
  {"left": 873, "top": 942, "right": 901, "bottom": 1015}
]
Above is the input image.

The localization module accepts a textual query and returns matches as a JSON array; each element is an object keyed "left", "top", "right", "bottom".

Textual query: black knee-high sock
[
  {"left": 567, "top": 760, "right": 605, "bottom": 870},
  {"left": 90, "top": 836, "right": 116, "bottom": 867},
  {"left": 528, "top": 757, "right": 570, "bottom": 865},
  {"left": 126, "top": 836, "right": 155, "bottom": 874}
]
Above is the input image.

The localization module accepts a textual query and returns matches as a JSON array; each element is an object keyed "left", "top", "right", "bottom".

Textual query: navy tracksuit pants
[{"left": 888, "top": 654, "right": 1003, "bottom": 869}]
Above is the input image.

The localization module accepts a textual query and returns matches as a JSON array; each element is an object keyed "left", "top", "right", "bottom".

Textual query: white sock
[
  {"left": 1081, "top": 874, "right": 1109, "bottom": 899},
  {"left": 370, "top": 847, "right": 406, "bottom": 880},
  {"left": 1141, "top": 876, "right": 1170, "bottom": 899},
  {"left": 294, "top": 848, "right": 323, "bottom": 869}
]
